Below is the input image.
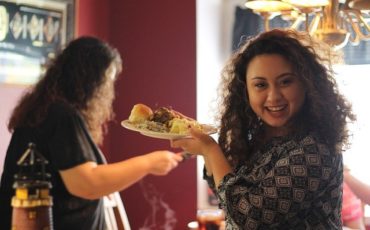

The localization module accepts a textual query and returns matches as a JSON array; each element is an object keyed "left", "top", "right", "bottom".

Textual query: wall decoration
[{"left": 0, "top": 0, "right": 75, "bottom": 85}]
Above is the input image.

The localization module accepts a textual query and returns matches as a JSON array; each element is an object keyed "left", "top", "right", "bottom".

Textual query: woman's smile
[
  {"left": 265, "top": 105, "right": 287, "bottom": 112},
  {"left": 246, "top": 54, "right": 306, "bottom": 136}
]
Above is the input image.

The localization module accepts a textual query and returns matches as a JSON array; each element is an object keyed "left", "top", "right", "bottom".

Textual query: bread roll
[{"left": 128, "top": 104, "right": 153, "bottom": 123}]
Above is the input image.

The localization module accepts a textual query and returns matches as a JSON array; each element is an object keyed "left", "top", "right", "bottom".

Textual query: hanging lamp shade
[
  {"left": 244, "top": 0, "right": 294, "bottom": 12},
  {"left": 283, "top": 0, "right": 330, "bottom": 8},
  {"left": 244, "top": 0, "right": 370, "bottom": 48}
]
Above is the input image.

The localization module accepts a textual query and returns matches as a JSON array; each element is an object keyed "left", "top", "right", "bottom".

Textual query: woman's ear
[{"left": 105, "top": 63, "right": 117, "bottom": 81}]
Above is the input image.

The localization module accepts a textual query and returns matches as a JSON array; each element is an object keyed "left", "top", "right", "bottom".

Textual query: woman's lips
[{"left": 265, "top": 105, "right": 286, "bottom": 112}]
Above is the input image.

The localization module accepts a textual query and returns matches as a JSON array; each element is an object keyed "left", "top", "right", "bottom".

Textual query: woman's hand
[
  {"left": 171, "top": 128, "right": 232, "bottom": 187},
  {"left": 144, "top": 150, "right": 183, "bottom": 176},
  {"left": 170, "top": 128, "right": 218, "bottom": 156},
  {"left": 171, "top": 128, "right": 222, "bottom": 178},
  {"left": 60, "top": 150, "right": 183, "bottom": 199}
]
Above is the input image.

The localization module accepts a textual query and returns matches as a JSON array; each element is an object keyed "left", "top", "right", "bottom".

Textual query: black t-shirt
[{"left": 0, "top": 102, "right": 105, "bottom": 230}]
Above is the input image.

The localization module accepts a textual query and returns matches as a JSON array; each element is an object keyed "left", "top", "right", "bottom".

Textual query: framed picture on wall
[{"left": 0, "top": 0, "right": 75, "bottom": 85}]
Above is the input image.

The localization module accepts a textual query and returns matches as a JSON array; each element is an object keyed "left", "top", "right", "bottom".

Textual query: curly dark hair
[
  {"left": 217, "top": 29, "right": 355, "bottom": 166},
  {"left": 8, "top": 36, "right": 122, "bottom": 145}
]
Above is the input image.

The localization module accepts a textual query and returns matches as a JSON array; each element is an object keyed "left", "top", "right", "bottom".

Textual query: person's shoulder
[
  {"left": 297, "top": 132, "right": 319, "bottom": 145},
  {"left": 297, "top": 132, "right": 333, "bottom": 156},
  {"left": 48, "top": 101, "right": 76, "bottom": 114},
  {"left": 47, "top": 101, "right": 80, "bottom": 120}
]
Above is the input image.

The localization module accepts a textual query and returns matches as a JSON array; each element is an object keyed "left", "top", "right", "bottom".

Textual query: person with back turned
[{"left": 0, "top": 36, "right": 182, "bottom": 229}]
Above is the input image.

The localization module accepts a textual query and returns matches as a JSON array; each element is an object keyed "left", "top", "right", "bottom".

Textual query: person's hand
[
  {"left": 170, "top": 128, "right": 218, "bottom": 157},
  {"left": 144, "top": 150, "right": 183, "bottom": 176}
]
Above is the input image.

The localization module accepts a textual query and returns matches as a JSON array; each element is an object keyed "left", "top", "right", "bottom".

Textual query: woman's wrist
[
  {"left": 202, "top": 140, "right": 221, "bottom": 157},
  {"left": 138, "top": 154, "right": 152, "bottom": 174}
]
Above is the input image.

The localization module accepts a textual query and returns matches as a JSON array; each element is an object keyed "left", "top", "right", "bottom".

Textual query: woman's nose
[{"left": 267, "top": 86, "right": 283, "bottom": 103}]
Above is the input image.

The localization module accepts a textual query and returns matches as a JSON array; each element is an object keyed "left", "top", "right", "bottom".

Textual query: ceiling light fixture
[{"left": 244, "top": 0, "right": 370, "bottom": 49}]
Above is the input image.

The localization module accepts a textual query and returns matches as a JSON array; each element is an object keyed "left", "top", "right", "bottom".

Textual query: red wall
[
  {"left": 76, "top": 0, "right": 111, "bottom": 40},
  {"left": 77, "top": 1, "right": 197, "bottom": 229}
]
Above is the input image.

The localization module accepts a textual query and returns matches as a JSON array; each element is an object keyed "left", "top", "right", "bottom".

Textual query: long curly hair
[
  {"left": 217, "top": 29, "right": 355, "bottom": 166},
  {"left": 8, "top": 36, "right": 122, "bottom": 145}
]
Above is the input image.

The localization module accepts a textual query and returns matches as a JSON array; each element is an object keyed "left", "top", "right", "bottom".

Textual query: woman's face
[{"left": 246, "top": 54, "right": 306, "bottom": 136}]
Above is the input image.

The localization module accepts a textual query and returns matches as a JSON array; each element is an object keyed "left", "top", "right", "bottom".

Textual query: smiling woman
[
  {"left": 172, "top": 29, "right": 355, "bottom": 229},
  {"left": 246, "top": 54, "right": 306, "bottom": 137}
]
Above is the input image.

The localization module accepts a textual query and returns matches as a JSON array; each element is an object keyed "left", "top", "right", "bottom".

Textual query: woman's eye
[
  {"left": 255, "top": 82, "right": 266, "bottom": 88},
  {"left": 280, "top": 78, "right": 294, "bottom": 86}
]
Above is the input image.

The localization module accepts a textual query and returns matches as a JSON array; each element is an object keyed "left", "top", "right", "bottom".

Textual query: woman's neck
[{"left": 265, "top": 125, "right": 292, "bottom": 139}]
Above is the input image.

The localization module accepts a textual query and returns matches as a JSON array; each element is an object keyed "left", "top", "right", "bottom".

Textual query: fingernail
[{"left": 181, "top": 152, "right": 193, "bottom": 162}]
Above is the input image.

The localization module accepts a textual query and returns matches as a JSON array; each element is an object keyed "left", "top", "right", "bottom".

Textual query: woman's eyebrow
[
  {"left": 249, "top": 72, "right": 295, "bottom": 80},
  {"left": 249, "top": 76, "right": 265, "bottom": 80},
  {"left": 277, "top": 72, "right": 296, "bottom": 78}
]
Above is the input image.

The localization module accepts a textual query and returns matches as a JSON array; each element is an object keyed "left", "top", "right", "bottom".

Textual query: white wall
[
  {"left": 0, "top": 85, "right": 25, "bottom": 177},
  {"left": 335, "top": 64, "right": 370, "bottom": 218},
  {"left": 196, "top": 0, "right": 244, "bottom": 209},
  {"left": 335, "top": 65, "right": 370, "bottom": 184}
]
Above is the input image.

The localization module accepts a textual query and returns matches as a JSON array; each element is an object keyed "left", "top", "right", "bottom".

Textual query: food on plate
[
  {"left": 128, "top": 103, "right": 153, "bottom": 123},
  {"left": 151, "top": 107, "right": 178, "bottom": 124},
  {"left": 169, "top": 118, "right": 202, "bottom": 134},
  {"left": 127, "top": 103, "right": 203, "bottom": 134}
]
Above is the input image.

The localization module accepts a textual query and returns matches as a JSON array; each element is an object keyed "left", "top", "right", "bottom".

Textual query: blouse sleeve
[
  {"left": 215, "top": 135, "right": 343, "bottom": 228},
  {"left": 203, "top": 166, "right": 216, "bottom": 192}
]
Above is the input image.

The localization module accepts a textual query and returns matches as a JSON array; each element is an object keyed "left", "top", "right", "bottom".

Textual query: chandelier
[{"left": 244, "top": 0, "right": 370, "bottom": 49}]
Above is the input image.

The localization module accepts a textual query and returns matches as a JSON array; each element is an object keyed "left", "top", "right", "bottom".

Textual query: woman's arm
[
  {"left": 203, "top": 145, "right": 232, "bottom": 187},
  {"left": 343, "top": 219, "right": 366, "bottom": 230},
  {"left": 60, "top": 151, "right": 182, "bottom": 199},
  {"left": 344, "top": 168, "right": 370, "bottom": 205},
  {"left": 171, "top": 128, "right": 232, "bottom": 187}
]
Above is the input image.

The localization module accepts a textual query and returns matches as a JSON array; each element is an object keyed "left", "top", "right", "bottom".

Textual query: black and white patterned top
[{"left": 204, "top": 132, "right": 343, "bottom": 230}]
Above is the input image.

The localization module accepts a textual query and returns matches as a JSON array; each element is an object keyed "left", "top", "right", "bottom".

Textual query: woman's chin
[{"left": 264, "top": 122, "right": 292, "bottom": 136}]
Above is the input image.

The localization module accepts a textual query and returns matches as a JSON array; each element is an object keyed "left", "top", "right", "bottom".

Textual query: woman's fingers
[
  {"left": 176, "top": 151, "right": 196, "bottom": 162},
  {"left": 173, "top": 152, "right": 184, "bottom": 162},
  {"left": 171, "top": 138, "right": 189, "bottom": 149},
  {"left": 189, "top": 127, "right": 204, "bottom": 138},
  {"left": 170, "top": 128, "right": 216, "bottom": 157}
]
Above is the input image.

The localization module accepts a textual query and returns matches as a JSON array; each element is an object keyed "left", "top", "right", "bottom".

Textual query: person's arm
[
  {"left": 174, "top": 132, "right": 343, "bottom": 228},
  {"left": 344, "top": 168, "right": 370, "bottom": 205},
  {"left": 343, "top": 219, "right": 366, "bottom": 230},
  {"left": 171, "top": 128, "right": 232, "bottom": 187},
  {"left": 342, "top": 181, "right": 366, "bottom": 230},
  {"left": 203, "top": 144, "right": 232, "bottom": 187},
  {"left": 60, "top": 151, "right": 182, "bottom": 200}
]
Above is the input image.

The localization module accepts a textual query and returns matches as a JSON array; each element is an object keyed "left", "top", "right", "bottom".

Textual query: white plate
[{"left": 121, "top": 120, "right": 217, "bottom": 140}]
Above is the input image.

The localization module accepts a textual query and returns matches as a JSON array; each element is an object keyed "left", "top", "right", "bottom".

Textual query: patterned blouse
[{"left": 204, "top": 132, "right": 343, "bottom": 229}]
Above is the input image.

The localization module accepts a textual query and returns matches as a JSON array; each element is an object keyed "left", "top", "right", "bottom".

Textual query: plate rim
[{"left": 121, "top": 119, "right": 216, "bottom": 140}]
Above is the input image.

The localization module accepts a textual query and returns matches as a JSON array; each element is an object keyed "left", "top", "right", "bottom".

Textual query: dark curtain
[{"left": 232, "top": 6, "right": 370, "bottom": 65}]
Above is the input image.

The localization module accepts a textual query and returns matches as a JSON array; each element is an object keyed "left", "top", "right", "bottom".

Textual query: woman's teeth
[{"left": 267, "top": 105, "right": 285, "bottom": 112}]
